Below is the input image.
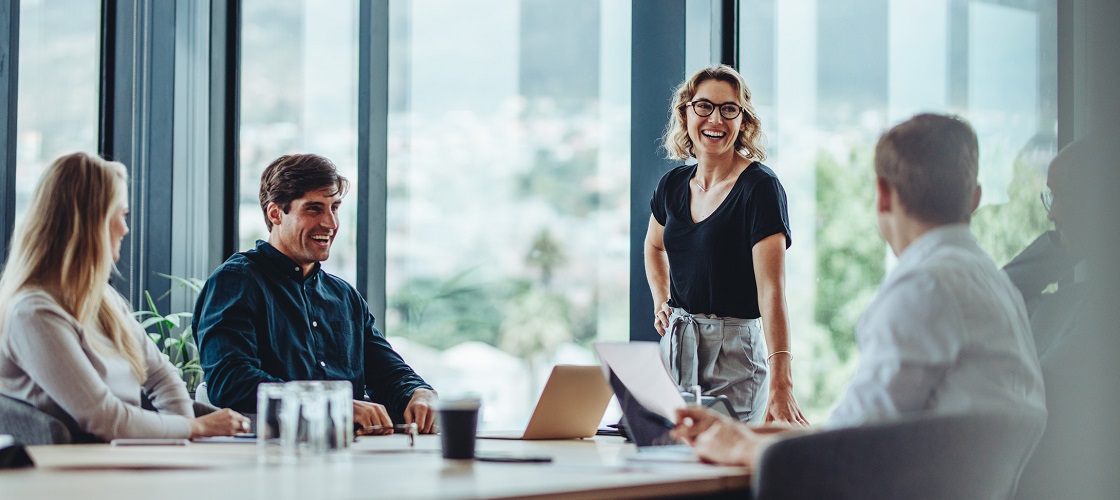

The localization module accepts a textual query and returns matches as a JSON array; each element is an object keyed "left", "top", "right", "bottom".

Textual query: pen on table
[
  {"left": 356, "top": 422, "right": 418, "bottom": 446},
  {"left": 358, "top": 423, "right": 417, "bottom": 433}
]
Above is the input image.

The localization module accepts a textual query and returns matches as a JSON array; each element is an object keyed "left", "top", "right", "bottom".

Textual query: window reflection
[{"left": 386, "top": 0, "right": 631, "bottom": 429}]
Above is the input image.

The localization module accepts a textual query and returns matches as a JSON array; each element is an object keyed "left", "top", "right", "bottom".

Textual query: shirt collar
[
  {"left": 255, "top": 240, "right": 321, "bottom": 282},
  {"left": 893, "top": 223, "right": 976, "bottom": 272}
]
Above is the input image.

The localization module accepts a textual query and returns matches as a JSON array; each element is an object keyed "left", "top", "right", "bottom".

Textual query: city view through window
[{"left": 121, "top": 0, "right": 1056, "bottom": 428}]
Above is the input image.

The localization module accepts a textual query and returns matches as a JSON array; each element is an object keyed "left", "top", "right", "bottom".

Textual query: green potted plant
[{"left": 133, "top": 273, "right": 205, "bottom": 396}]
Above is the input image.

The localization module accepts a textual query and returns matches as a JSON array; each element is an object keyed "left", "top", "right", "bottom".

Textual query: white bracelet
[{"left": 766, "top": 350, "right": 792, "bottom": 364}]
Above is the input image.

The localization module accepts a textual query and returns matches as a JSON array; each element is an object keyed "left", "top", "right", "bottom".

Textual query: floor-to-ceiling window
[
  {"left": 385, "top": 0, "right": 631, "bottom": 429},
  {"left": 14, "top": 0, "right": 100, "bottom": 219},
  {"left": 239, "top": 0, "right": 360, "bottom": 284},
  {"left": 739, "top": 0, "right": 1057, "bottom": 422}
]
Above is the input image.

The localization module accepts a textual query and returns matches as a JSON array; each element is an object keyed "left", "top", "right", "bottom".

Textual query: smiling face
[
  {"left": 266, "top": 186, "right": 341, "bottom": 275},
  {"left": 685, "top": 80, "right": 744, "bottom": 159}
]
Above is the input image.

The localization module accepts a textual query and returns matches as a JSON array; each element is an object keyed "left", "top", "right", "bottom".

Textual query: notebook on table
[{"left": 477, "top": 364, "right": 613, "bottom": 440}]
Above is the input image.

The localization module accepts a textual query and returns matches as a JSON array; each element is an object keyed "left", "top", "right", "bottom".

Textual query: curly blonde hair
[{"left": 661, "top": 65, "right": 766, "bottom": 161}]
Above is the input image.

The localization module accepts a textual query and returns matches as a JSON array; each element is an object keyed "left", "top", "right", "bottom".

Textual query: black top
[
  {"left": 193, "top": 240, "right": 432, "bottom": 418},
  {"left": 650, "top": 162, "right": 791, "bottom": 319}
]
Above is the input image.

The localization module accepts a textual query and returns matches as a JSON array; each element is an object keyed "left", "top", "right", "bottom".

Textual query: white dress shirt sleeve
[{"left": 828, "top": 271, "right": 963, "bottom": 427}]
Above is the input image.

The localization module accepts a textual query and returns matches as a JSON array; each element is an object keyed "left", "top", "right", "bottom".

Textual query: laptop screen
[{"left": 607, "top": 369, "right": 677, "bottom": 447}]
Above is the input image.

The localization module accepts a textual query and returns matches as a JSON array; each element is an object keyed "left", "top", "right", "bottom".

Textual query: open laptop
[
  {"left": 593, "top": 342, "right": 700, "bottom": 462},
  {"left": 477, "top": 365, "right": 613, "bottom": 440}
]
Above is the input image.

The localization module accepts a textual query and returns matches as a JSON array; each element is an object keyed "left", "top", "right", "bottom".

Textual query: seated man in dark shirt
[
  {"left": 1003, "top": 137, "right": 1120, "bottom": 499},
  {"left": 194, "top": 153, "right": 436, "bottom": 433},
  {"left": 1002, "top": 140, "right": 1086, "bottom": 361}
]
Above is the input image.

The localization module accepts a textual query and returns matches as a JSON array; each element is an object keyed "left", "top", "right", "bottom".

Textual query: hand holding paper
[{"left": 592, "top": 341, "right": 685, "bottom": 421}]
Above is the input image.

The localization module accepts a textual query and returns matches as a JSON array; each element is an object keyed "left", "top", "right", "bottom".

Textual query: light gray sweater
[{"left": 0, "top": 288, "right": 193, "bottom": 440}]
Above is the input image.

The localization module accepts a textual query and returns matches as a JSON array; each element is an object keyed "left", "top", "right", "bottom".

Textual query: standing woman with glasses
[
  {"left": 645, "top": 65, "right": 806, "bottom": 425},
  {"left": 0, "top": 152, "right": 249, "bottom": 441}
]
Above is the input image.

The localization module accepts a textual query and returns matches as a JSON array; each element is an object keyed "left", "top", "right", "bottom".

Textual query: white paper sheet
[{"left": 592, "top": 341, "right": 685, "bottom": 422}]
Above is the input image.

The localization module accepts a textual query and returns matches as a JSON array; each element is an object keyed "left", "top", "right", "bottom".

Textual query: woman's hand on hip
[{"left": 654, "top": 302, "right": 672, "bottom": 336}]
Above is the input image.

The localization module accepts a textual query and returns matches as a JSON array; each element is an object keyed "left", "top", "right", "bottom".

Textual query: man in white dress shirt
[{"left": 671, "top": 113, "right": 1046, "bottom": 467}]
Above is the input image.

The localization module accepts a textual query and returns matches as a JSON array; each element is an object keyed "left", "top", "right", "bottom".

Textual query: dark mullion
[
  {"left": 630, "top": 1, "right": 687, "bottom": 342},
  {"left": 720, "top": 0, "right": 739, "bottom": 68},
  {"left": 99, "top": 0, "right": 177, "bottom": 309},
  {"left": 99, "top": 0, "right": 117, "bottom": 162},
  {"left": 357, "top": 0, "right": 390, "bottom": 323},
  {"left": 210, "top": 0, "right": 240, "bottom": 263},
  {"left": 0, "top": 1, "right": 19, "bottom": 258}
]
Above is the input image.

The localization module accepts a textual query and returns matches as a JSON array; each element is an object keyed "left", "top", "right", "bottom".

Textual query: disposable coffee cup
[{"left": 436, "top": 395, "right": 481, "bottom": 460}]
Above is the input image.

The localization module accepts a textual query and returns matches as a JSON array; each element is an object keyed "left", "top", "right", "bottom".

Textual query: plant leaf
[
  {"left": 156, "top": 272, "right": 204, "bottom": 300},
  {"left": 139, "top": 317, "right": 170, "bottom": 329}
]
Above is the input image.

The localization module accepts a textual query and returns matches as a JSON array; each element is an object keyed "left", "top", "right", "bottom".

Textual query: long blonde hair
[
  {"left": 662, "top": 64, "right": 767, "bottom": 161},
  {"left": 0, "top": 152, "right": 146, "bottom": 381}
]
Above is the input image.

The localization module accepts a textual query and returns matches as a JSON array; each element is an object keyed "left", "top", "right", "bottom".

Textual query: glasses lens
[
  {"left": 692, "top": 101, "right": 714, "bottom": 116},
  {"left": 720, "top": 104, "right": 742, "bottom": 120}
]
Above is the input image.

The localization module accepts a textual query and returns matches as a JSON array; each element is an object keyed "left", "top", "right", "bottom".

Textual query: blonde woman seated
[{"left": 0, "top": 152, "right": 249, "bottom": 441}]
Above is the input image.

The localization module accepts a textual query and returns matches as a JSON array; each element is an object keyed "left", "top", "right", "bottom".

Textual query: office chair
[
  {"left": 2, "top": 392, "right": 218, "bottom": 446},
  {"left": 753, "top": 411, "right": 1046, "bottom": 500},
  {"left": 0, "top": 394, "right": 73, "bottom": 445}
]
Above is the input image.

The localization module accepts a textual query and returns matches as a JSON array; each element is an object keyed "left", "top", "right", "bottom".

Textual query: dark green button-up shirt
[{"left": 193, "top": 240, "right": 431, "bottom": 419}]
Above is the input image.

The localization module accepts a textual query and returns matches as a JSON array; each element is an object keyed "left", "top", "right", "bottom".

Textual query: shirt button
[
  {"left": 320, "top": 361, "right": 326, "bottom": 367},
  {"left": 294, "top": 267, "right": 299, "bottom": 272},
  {"left": 312, "top": 321, "right": 318, "bottom": 327}
]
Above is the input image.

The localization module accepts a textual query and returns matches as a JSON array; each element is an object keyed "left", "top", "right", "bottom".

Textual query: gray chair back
[
  {"left": 192, "top": 400, "right": 219, "bottom": 417},
  {"left": 0, "top": 394, "right": 72, "bottom": 445},
  {"left": 2, "top": 393, "right": 215, "bottom": 447},
  {"left": 753, "top": 411, "right": 1046, "bottom": 500}
]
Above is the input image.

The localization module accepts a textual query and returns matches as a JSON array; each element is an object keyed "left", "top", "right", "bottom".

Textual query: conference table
[{"left": 0, "top": 435, "right": 751, "bottom": 499}]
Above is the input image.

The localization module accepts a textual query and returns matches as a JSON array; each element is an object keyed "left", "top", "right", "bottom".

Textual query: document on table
[{"left": 593, "top": 341, "right": 685, "bottom": 422}]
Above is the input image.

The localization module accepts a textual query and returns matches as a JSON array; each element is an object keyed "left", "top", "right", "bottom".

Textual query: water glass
[
  {"left": 257, "top": 382, "right": 290, "bottom": 463},
  {"left": 281, "top": 381, "right": 329, "bottom": 460},
  {"left": 322, "top": 380, "right": 354, "bottom": 454},
  {"left": 258, "top": 380, "right": 354, "bottom": 464}
]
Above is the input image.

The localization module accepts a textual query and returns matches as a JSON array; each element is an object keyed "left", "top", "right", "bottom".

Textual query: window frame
[{"left": 0, "top": 0, "right": 1110, "bottom": 322}]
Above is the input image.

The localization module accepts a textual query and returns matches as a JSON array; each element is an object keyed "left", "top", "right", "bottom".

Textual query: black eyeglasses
[
  {"left": 681, "top": 99, "right": 744, "bottom": 120},
  {"left": 1040, "top": 190, "right": 1053, "bottom": 213}
]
